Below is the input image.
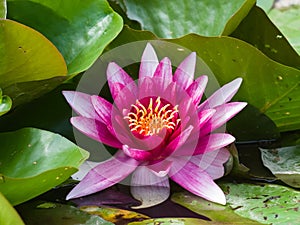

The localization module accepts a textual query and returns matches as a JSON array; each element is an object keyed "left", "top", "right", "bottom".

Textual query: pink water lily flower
[{"left": 63, "top": 43, "right": 247, "bottom": 207}]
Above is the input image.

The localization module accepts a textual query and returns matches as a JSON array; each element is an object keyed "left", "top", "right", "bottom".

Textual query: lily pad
[
  {"left": 231, "top": 6, "right": 300, "bottom": 69},
  {"left": 0, "top": 0, "right": 6, "bottom": 18},
  {"left": 219, "top": 182, "right": 300, "bottom": 225},
  {"left": 260, "top": 146, "right": 300, "bottom": 187},
  {"left": 123, "top": 0, "right": 255, "bottom": 38},
  {"left": 0, "top": 192, "right": 24, "bottom": 225},
  {"left": 128, "top": 218, "right": 221, "bottom": 225},
  {"left": 0, "top": 128, "right": 89, "bottom": 205},
  {"left": 7, "top": 0, "right": 123, "bottom": 74},
  {"left": 269, "top": 6, "right": 300, "bottom": 55},
  {"left": 17, "top": 201, "right": 113, "bottom": 225},
  {"left": 0, "top": 88, "right": 12, "bottom": 116},
  {"left": 257, "top": 0, "right": 274, "bottom": 12},
  {"left": 0, "top": 19, "right": 67, "bottom": 88},
  {"left": 80, "top": 205, "right": 149, "bottom": 224},
  {"left": 172, "top": 192, "right": 261, "bottom": 224}
]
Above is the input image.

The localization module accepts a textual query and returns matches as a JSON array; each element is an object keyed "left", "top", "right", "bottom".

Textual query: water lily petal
[
  {"left": 199, "top": 78, "right": 242, "bottom": 110},
  {"left": 71, "top": 117, "right": 122, "bottom": 148},
  {"left": 122, "top": 145, "right": 152, "bottom": 161},
  {"left": 170, "top": 160, "right": 226, "bottom": 205},
  {"left": 200, "top": 102, "right": 247, "bottom": 135},
  {"left": 176, "top": 133, "right": 235, "bottom": 156},
  {"left": 139, "top": 43, "right": 159, "bottom": 83},
  {"left": 186, "top": 75, "right": 208, "bottom": 105},
  {"left": 190, "top": 148, "right": 230, "bottom": 179},
  {"left": 198, "top": 109, "right": 216, "bottom": 128},
  {"left": 62, "top": 91, "right": 99, "bottom": 120},
  {"left": 91, "top": 95, "right": 113, "bottom": 125},
  {"left": 112, "top": 82, "right": 137, "bottom": 111},
  {"left": 66, "top": 151, "right": 139, "bottom": 200},
  {"left": 147, "top": 160, "right": 173, "bottom": 177},
  {"left": 131, "top": 166, "right": 170, "bottom": 209},
  {"left": 153, "top": 57, "right": 173, "bottom": 91},
  {"left": 107, "top": 62, "right": 137, "bottom": 100},
  {"left": 173, "top": 52, "right": 196, "bottom": 89}
]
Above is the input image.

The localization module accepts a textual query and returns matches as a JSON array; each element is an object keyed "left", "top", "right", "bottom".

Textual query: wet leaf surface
[
  {"left": 0, "top": 128, "right": 89, "bottom": 205},
  {"left": 260, "top": 146, "right": 300, "bottom": 187},
  {"left": 123, "top": 0, "right": 255, "bottom": 38},
  {"left": 7, "top": 0, "right": 123, "bottom": 74},
  {"left": 0, "top": 192, "right": 25, "bottom": 225},
  {"left": 0, "top": 88, "right": 11, "bottom": 116},
  {"left": 17, "top": 201, "right": 113, "bottom": 225}
]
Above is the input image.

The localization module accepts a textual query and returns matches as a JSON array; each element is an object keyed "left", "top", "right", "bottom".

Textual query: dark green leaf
[
  {"left": 17, "top": 201, "right": 113, "bottom": 225},
  {"left": 0, "top": 192, "right": 25, "bottom": 225},
  {"left": 0, "top": 128, "right": 89, "bottom": 205},
  {"left": 219, "top": 182, "right": 300, "bottom": 225},
  {"left": 260, "top": 146, "right": 300, "bottom": 187},
  {"left": 123, "top": 0, "right": 255, "bottom": 38},
  {"left": 7, "top": 0, "right": 123, "bottom": 74},
  {"left": 128, "top": 218, "right": 223, "bottom": 225},
  {"left": 0, "top": 88, "right": 12, "bottom": 116},
  {"left": 231, "top": 6, "right": 300, "bottom": 69},
  {"left": 172, "top": 191, "right": 262, "bottom": 224},
  {"left": 269, "top": 6, "right": 300, "bottom": 55}
]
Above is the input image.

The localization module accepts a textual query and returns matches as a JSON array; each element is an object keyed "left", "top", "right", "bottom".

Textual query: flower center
[{"left": 124, "top": 97, "right": 180, "bottom": 136}]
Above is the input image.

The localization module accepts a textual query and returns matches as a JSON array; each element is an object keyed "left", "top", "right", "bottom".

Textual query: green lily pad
[
  {"left": 257, "top": 0, "right": 274, "bottom": 13},
  {"left": 0, "top": 19, "right": 67, "bottom": 88},
  {"left": 0, "top": 88, "right": 12, "bottom": 116},
  {"left": 172, "top": 192, "right": 261, "bottom": 224},
  {"left": 128, "top": 218, "right": 221, "bottom": 225},
  {"left": 0, "top": 0, "right": 6, "bottom": 18},
  {"left": 260, "top": 146, "right": 300, "bottom": 188},
  {"left": 17, "top": 201, "right": 113, "bottom": 225},
  {"left": 0, "top": 192, "right": 25, "bottom": 225},
  {"left": 80, "top": 205, "right": 149, "bottom": 224},
  {"left": 269, "top": 6, "right": 300, "bottom": 55},
  {"left": 0, "top": 128, "right": 89, "bottom": 205},
  {"left": 220, "top": 182, "right": 300, "bottom": 225},
  {"left": 231, "top": 6, "right": 300, "bottom": 69},
  {"left": 123, "top": 0, "right": 255, "bottom": 38},
  {"left": 7, "top": 0, "right": 123, "bottom": 74}
]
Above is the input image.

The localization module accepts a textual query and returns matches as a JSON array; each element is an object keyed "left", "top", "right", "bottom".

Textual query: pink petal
[
  {"left": 139, "top": 43, "right": 159, "bottom": 83},
  {"left": 173, "top": 52, "right": 196, "bottom": 89},
  {"left": 190, "top": 148, "right": 230, "bottom": 179},
  {"left": 71, "top": 117, "right": 122, "bottom": 149},
  {"left": 111, "top": 82, "right": 137, "bottom": 111},
  {"left": 147, "top": 160, "right": 173, "bottom": 177},
  {"left": 122, "top": 145, "right": 152, "bottom": 161},
  {"left": 175, "top": 133, "right": 235, "bottom": 156},
  {"left": 66, "top": 151, "right": 139, "bottom": 200},
  {"left": 91, "top": 95, "right": 113, "bottom": 125},
  {"left": 199, "top": 78, "right": 242, "bottom": 111},
  {"left": 198, "top": 109, "right": 216, "bottom": 128},
  {"left": 170, "top": 160, "right": 226, "bottom": 205},
  {"left": 186, "top": 75, "right": 208, "bottom": 105},
  {"left": 62, "top": 91, "right": 99, "bottom": 120},
  {"left": 131, "top": 166, "right": 170, "bottom": 209},
  {"left": 200, "top": 102, "right": 247, "bottom": 135},
  {"left": 153, "top": 57, "right": 173, "bottom": 91},
  {"left": 107, "top": 62, "right": 137, "bottom": 100}
]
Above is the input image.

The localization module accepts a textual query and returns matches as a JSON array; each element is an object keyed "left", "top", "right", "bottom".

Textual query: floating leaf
[
  {"left": 269, "top": 6, "right": 300, "bottom": 55},
  {"left": 0, "top": 0, "right": 6, "bottom": 18},
  {"left": 123, "top": 0, "right": 255, "bottom": 38},
  {"left": 17, "top": 201, "right": 113, "bottom": 225},
  {"left": 0, "top": 19, "right": 67, "bottom": 88},
  {"left": 172, "top": 191, "right": 261, "bottom": 224},
  {"left": 220, "top": 182, "right": 300, "bottom": 225},
  {"left": 0, "top": 128, "right": 89, "bottom": 205},
  {"left": 7, "top": 0, "right": 123, "bottom": 74},
  {"left": 0, "top": 192, "right": 25, "bottom": 225},
  {"left": 128, "top": 218, "right": 220, "bottom": 225},
  {"left": 231, "top": 6, "right": 300, "bottom": 69},
  {"left": 80, "top": 205, "right": 149, "bottom": 224},
  {"left": 260, "top": 146, "right": 300, "bottom": 187},
  {"left": 0, "top": 88, "right": 12, "bottom": 116},
  {"left": 257, "top": 0, "right": 274, "bottom": 13}
]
